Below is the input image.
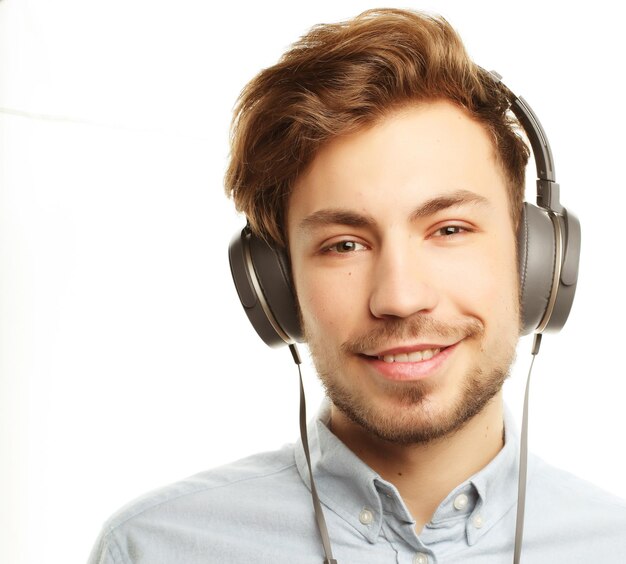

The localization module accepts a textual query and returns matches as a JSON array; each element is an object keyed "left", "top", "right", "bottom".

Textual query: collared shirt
[{"left": 88, "top": 400, "right": 626, "bottom": 563}]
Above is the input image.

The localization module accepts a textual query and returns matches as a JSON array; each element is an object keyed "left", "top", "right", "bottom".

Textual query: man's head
[{"left": 226, "top": 8, "right": 529, "bottom": 444}]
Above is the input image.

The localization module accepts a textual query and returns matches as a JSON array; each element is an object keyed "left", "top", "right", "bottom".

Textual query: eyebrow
[
  {"left": 409, "top": 189, "right": 490, "bottom": 220},
  {"left": 298, "top": 189, "right": 491, "bottom": 233}
]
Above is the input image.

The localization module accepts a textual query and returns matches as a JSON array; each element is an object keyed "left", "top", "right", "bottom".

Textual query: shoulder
[
  {"left": 526, "top": 454, "right": 626, "bottom": 550},
  {"left": 529, "top": 454, "right": 626, "bottom": 513},
  {"left": 88, "top": 443, "right": 311, "bottom": 563},
  {"left": 106, "top": 443, "right": 300, "bottom": 531}
]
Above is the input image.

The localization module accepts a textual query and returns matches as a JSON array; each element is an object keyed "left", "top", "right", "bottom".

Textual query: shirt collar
[
  {"left": 294, "top": 398, "right": 388, "bottom": 543},
  {"left": 465, "top": 404, "right": 521, "bottom": 544},
  {"left": 425, "top": 405, "right": 522, "bottom": 545},
  {"left": 294, "top": 398, "right": 524, "bottom": 546}
]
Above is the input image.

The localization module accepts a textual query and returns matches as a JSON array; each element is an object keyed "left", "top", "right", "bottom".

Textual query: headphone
[{"left": 228, "top": 71, "right": 581, "bottom": 345}]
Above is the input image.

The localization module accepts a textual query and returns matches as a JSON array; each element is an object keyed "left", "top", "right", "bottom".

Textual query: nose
[{"left": 368, "top": 242, "right": 439, "bottom": 319}]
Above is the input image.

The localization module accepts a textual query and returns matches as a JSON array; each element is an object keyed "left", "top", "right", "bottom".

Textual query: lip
[
  {"left": 361, "top": 342, "right": 459, "bottom": 382},
  {"left": 370, "top": 343, "right": 455, "bottom": 357}
]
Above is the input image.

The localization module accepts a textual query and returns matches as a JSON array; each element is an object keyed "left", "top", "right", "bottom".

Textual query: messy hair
[{"left": 225, "top": 8, "right": 530, "bottom": 247}]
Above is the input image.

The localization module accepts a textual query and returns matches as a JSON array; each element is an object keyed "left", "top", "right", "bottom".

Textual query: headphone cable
[
  {"left": 513, "top": 332, "right": 542, "bottom": 563},
  {"left": 290, "top": 344, "right": 338, "bottom": 564}
]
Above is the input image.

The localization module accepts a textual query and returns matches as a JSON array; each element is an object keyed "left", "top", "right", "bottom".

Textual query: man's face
[{"left": 286, "top": 100, "right": 520, "bottom": 445}]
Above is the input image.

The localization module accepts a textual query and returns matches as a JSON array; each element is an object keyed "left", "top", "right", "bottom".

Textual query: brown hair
[{"left": 225, "top": 8, "right": 530, "bottom": 247}]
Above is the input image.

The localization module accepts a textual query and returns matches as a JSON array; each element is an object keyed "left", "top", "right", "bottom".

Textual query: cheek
[
  {"left": 296, "top": 268, "right": 364, "bottom": 338},
  {"left": 437, "top": 241, "right": 519, "bottom": 322}
]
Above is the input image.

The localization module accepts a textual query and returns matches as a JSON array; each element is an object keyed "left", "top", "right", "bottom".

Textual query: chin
[{"left": 323, "top": 362, "right": 508, "bottom": 446}]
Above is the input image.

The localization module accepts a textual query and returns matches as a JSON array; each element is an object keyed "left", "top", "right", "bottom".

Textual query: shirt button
[
  {"left": 413, "top": 553, "right": 429, "bottom": 564},
  {"left": 472, "top": 514, "right": 484, "bottom": 529},
  {"left": 453, "top": 493, "right": 469, "bottom": 510},
  {"left": 359, "top": 508, "right": 374, "bottom": 525}
]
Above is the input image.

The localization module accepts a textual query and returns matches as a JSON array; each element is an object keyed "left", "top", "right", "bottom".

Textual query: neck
[{"left": 329, "top": 395, "right": 505, "bottom": 531}]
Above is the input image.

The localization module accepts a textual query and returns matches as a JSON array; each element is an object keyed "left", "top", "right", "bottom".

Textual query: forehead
[{"left": 287, "top": 100, "right": 508, "bottom": 226}]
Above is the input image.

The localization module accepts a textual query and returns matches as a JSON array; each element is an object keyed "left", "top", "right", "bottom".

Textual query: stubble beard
[{"left": 307, "top": 315, "right": 517, "bottom": 446}]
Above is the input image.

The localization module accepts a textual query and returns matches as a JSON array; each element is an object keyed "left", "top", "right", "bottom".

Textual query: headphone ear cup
[
  {"left": 248, "top": 234, "right": 303, "bottom": 342},
  {"left": 228, "top": 228, "right": 303, "bottom": 347},
  {"left": 518, "top": 203, "right": 557, "bottom": 334},
  {"left": 545, "top": 209, "right": 580, "bottom": 332}
]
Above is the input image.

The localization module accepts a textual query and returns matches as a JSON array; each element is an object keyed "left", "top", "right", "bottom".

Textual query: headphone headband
[{"left": 488, "top": 70, "right": 556, "bottom": 184}]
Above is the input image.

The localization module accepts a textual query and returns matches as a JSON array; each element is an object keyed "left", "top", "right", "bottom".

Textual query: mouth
[
  {"left": 375, "top": 347, "right": 444, "bottom": 363},
  {"left": 359, "top": 343, "right": 459, "bottom": 382}
]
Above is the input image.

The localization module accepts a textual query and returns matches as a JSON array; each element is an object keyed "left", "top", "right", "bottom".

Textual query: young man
[{"left": 88, "top": 9, "right": 626, "bottom": 563}]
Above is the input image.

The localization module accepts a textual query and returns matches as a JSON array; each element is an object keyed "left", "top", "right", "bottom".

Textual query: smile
[
  {"left": 363, "top": 343, "right": 458, "bottom": 382},
  {"left": 378, "top": 348, "right": 441, "bottom": 363}
]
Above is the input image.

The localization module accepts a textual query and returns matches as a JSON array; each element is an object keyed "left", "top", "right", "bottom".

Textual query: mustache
[{"left": 341, "top": 315, "right": 484, "bottom": 355}]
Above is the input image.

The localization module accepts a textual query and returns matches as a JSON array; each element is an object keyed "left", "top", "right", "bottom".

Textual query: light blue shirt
[{"left": 88, "top": 400, "right": 626, "bottom": 563}]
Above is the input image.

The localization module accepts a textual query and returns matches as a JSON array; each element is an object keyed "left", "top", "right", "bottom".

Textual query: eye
[
  {"left": 432, "top": 225, "right": 470, "bottom": 238},
  {"left": 323, "top": 240, "right": 368, "bottom": 254}
]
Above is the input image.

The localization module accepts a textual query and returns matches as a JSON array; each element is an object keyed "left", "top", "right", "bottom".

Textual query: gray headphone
[{"left": 228, "top": 72, "right": 581, "bottom": 346}]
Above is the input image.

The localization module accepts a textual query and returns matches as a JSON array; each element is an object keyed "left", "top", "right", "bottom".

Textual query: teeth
[
  {"left": 421, "top": 349, "right": 435, "bottom": 361},
  {"left": 379, "top": 348, "right": 441, "bottom": 363}
]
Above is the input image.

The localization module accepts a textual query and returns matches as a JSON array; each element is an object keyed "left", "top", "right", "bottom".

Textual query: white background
[{"left": 1, "top": 1, "right": 625, "bottom": 563}]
